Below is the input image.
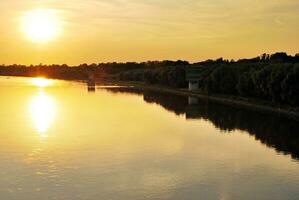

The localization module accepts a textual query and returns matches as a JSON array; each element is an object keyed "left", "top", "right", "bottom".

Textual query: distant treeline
[
  {"left": 118, "top": 52, "right": 299, "bottom": 106},
  {"left": 193, "top": 53, "right": 299, "bottom": 106},
  {"left": 0, "top": 64, "right": 87, "bottom": 80},
  {"left": 0, "top": 52, "right": 299, "bottom": 106},
  {"left": 0, "top": 60, "right": 189, "bottom": 83}
]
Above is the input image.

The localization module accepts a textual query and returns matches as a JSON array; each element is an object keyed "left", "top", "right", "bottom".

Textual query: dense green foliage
[
  {"left": 117, "top": 52, "right": 299, "bottom": 106},
  {"left": 197, "top": 61, "right": 299, "bottom": 106},
  {"left": 118, "top": 65, "right": 187, "bottom": 88}
]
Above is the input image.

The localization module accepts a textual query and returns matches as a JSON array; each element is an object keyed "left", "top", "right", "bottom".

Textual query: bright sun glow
[
  {"left": 21, "top": 9, "right": 61, "bottom": 43},
  {"left": 30, "top": 92, "right": 56, "bottom": 137},
  {"left": 32, "top": 78, "right": 52, "bottom": 87}
]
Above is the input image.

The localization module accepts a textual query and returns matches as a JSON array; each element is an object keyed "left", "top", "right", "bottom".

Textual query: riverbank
[
  {"left": 100, "top": 80, "right": 299, "bottom": 121},
  {"left": 1, "top": 75, "right": 298, "bottom": 121}
]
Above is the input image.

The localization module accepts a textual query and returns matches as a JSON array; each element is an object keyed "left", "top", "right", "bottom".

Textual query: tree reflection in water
[{"left": 105, "top": 87, "right": 299, "bottom": 160}]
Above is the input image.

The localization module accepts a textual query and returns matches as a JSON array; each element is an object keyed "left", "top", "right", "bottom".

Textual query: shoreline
[
  {"left": 100, "top": 80, "right": 299, "bottom": 121},
  {"left": 1, "top": 75, "right": 298, "bottom": 121}
]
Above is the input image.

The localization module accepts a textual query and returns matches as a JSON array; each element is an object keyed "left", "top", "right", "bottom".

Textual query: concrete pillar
[
  {"left": 188, "top": 97, "right": 199, "bottom": 105},
  {"left": 188, "top": 81, "right": 199, "bottom": 91}
]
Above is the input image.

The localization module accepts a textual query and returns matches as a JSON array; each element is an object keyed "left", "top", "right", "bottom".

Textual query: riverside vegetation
[{"left": 0, "top": 52, "right": 298, "bottom": 107}]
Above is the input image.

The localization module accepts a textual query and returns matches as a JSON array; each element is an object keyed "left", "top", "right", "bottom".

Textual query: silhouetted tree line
[
  {"left": 117, "top": 52, "right": 299, "bottom": 106},
  {"left": 0, "top": 64, "right": 88, "bottom": 80},
  {"left": 118, "top": 66, "right": 187, "bottom": 88},
  {"left": 0, "top": 60, "right": 189, "bottom": 82},
  {"left": 194, "top": 53, "right": 299, "bottom": 106},
  {"left": 0, "top": 52, "right": 298, "bottom": 106},
  {"left": 105, "top": 87, "right": 299, "bottom": 160}
]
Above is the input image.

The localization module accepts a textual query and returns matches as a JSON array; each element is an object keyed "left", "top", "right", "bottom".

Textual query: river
[{"left": 0, "top": 76, "right": 298, "bottom": 200}]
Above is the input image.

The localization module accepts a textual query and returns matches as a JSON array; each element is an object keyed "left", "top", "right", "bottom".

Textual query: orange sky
[{"left": 0, "top": 0, "right": 298, "bottom": 65}]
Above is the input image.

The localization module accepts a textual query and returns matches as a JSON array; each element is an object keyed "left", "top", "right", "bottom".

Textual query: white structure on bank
[
  {"left": 188, "top": 81, "right": 199, "bottom": 91},
  {"left": 188, "top": 96, "right": 199, "bottom": 105},
  {"left": 185, "top": 66, "right": 202, "bottom": 91}
]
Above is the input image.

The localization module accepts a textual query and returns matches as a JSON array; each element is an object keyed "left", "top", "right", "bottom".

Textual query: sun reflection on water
[
  {"left": 32, "top": 78, "right": 53, "bottom": 87},
  {"left": 30, "top": 91, "right": 56, "bottom": 137}
]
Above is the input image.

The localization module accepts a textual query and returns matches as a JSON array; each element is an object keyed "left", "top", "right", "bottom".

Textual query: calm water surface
[{"left": 0, "top": 76, "right": 298, "bottom": 200}]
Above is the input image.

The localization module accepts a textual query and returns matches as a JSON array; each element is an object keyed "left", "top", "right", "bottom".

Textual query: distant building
[{"left": 185, "top": 66, "right": 203, "bottom": 91}]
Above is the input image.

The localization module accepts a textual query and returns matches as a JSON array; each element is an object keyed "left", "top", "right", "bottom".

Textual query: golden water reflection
[
  {"left": 1, "top": 77, "right": 299, "bottom": 200},
  {"left": 32, "top": 77, "right": 53, "bottom": 87},
  {"left": 29, "top": 91, "right": 56, "bottom": 137}
]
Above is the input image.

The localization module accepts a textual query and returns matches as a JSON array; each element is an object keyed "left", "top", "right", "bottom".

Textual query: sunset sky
[{"left": 0, "top": 0, "right": 298, "bottom": 65}]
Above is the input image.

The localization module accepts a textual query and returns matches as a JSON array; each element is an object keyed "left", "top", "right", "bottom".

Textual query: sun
[{"left": 21, "top": 9, "right": 61, "bottom": 43}]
